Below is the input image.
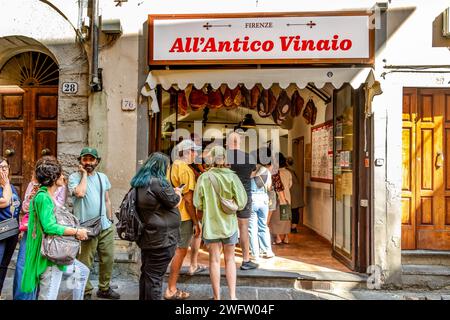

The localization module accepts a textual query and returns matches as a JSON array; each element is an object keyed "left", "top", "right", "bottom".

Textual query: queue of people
[
  {"left": 134, "top": 133, "right": 300, "bottom": 300},
  {"left": 0, "top": 132, "right": 302, "bottom": 300}
]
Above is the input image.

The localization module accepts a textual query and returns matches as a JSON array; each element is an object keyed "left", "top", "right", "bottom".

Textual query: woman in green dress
[{"left": 22, "top": 157, "right": 90, "bottom": 300}]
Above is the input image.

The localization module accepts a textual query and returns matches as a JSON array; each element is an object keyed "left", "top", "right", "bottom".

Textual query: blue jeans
[
  {"left": 38, "top": 259, "right": 90, "bottom": 300},
  {"left": 13, "top": 232, "right": 37, "bottom": 300},
  {"left": 248, "top": 193, "right": 273, "bottom": 257},
  {"left": 0, "top": 233, "right": 18, "bottom": 295}
]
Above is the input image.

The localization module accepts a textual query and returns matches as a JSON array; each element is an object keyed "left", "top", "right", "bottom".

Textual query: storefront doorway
[
  {"left": 332, "top": 83, "right": 371, "bottom": 271},
  {"left": 143, "top": 11, "right": 376, "bottom": 275},
  {"left": 147, "top": 78, "right": 371, "bottom": 275}
]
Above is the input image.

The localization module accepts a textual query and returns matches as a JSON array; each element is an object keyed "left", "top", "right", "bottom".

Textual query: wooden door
[
  {"left": 332, "top": 84, "right": 357, "bottom": 270},
  {"left": 402, "top": 88, "right": 450, "bottom": 250},
  {"left": 0, "top": 86, "right": 57, "bottom": 198},
  {"left": 293, "top": 136, "right": 305, "bottom": 225},
  {"left": 402, "top": 88, "right": 417, "bottom": 249},
  {"left": 332, "top": 84, "right": 369, "bottom": 272}
]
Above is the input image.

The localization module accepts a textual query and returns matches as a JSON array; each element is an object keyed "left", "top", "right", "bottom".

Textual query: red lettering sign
[{"left": 169, "top": 35, "right": 353, "bottom": 54}]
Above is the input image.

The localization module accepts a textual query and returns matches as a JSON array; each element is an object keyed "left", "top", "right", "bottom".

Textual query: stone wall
[{"left": 0, "top": 0, "right": 90, "bottom": 175}]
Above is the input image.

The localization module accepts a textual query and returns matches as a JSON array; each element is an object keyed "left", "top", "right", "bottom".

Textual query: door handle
[
  {"left": 4, "top": 148, "right": 15, "bottom": 157},
  {"left": 436, "top": 152, "right": 444, "bottom": 168},
  {"left": 41, "top": 148, "right": 51, "bottom": 156}
]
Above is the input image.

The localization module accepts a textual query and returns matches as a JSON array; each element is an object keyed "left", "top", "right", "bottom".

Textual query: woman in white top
[{"left": 269, "top": 153, "right": 292, "bottom": 245}]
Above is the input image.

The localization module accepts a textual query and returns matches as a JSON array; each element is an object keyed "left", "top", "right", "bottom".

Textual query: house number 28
[{"left": 62, "top": 82, "right": 78, "bottom": 94}]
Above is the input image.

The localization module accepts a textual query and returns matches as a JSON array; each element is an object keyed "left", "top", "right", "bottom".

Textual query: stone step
[
  {"left": 174, "top": 266, "right": 368, "bottom": 291},
  {"left": 402, "top": 250, "right": 450, "bottom": 266},
  {"left": 402, "top": 264, "right": 450, "bottom": 290},
  {"left": 0, "top": 277, "right": 322, "bottom": 300}
]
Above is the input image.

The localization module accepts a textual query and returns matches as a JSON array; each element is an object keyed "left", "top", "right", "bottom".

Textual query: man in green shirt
[{"left": 68, "top": 147, "right": 119, "bottom": 300}]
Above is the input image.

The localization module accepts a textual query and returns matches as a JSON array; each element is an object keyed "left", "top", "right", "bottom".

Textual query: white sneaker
[{"left": 250, "top": 255, "right": 262, "bottom": 263}]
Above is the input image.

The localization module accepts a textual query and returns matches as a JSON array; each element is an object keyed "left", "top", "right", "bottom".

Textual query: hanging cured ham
[
  {"left": 290, "top": 90, "right": 304, "bottom": 117},
  {"left": 258, "top": 88, "right": 277, "bottom": 118},
  {"left": 302, "top": 99, "right": 317, "bottom": 125},
  {"left": 257, "top": 89, "right": 268, "bottom": 117},
  {"left": 167, "top": 87, "right": 178, "bottom": 114},
  {"left": 250, "top": 85, "right": 260, "bottom": 109},
  {"left": 189, "top": 86, "right": 208, "bottom": 111},
  {"left": 272, "top": 90, "right": 291, "bottom": 125},
  {"left": 227, "top": 86, "right": 243, "bottom": 110},
  {"left": 207, "top": 88, "right": 224, "bottom": 109},
  {"left": 177, "top": 90, "right": 188, "bottom": 115},
  {"left": 240, "top": 86, "right": 251, "bottom": 109},
  {"left": 223, "top": 86, "right": 234, "bottom": 109}
]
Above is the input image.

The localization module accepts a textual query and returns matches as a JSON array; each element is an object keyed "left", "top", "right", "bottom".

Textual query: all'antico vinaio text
[{"left": 168, "top": 35, "right": 353, "bottom": 53}]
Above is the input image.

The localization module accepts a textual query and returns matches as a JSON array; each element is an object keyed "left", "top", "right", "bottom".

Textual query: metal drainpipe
[{"left": 90, "top": 0, "right": 99, "bottom": 90}]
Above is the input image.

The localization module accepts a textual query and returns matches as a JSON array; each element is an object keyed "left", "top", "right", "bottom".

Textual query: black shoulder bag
[
  {"left": 0, "top": 196, "right": 19, "bottom": 241},
  {"left": 80, "top": 173, "right": 103, "bottom": 238}
]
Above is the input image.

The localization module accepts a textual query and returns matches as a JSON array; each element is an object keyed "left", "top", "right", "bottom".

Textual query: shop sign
[{"left": 148, "top": 13, "right": 374, "bottom": 65}]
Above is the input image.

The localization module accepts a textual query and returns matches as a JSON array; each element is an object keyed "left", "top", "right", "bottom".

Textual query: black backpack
[{"left": 115, "top": 188, "right": 143, "bottom": 242}]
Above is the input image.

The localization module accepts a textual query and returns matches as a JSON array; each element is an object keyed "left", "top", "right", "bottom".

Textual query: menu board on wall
[{"left": 311, "top": 121, "right": 333, "bottom": 183}]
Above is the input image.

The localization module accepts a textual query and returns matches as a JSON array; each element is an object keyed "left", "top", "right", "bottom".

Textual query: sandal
[
  {"left": 272, "top": 241, "right": 282, "bottom": 245},
  {"left": 282, "top": 239, "right": 289, "bottom": 244},
  {"left": 164, "top": 289, "right": 190, "bottom": 300},
  {"left": 188, "top": 265, "right": 207, "bottom": 276}
]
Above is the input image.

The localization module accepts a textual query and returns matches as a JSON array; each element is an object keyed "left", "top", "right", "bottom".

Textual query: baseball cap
[
  {"left": 79, "top": 147, "right": 100, "bottom": 159},
  {"left": 176, "top": 139, "right": 202, "bottom": 152}
]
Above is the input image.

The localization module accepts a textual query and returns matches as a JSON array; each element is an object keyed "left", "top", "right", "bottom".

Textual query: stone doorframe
[{"left": 0, "top": 35, "right": 89, "bottom": 174}]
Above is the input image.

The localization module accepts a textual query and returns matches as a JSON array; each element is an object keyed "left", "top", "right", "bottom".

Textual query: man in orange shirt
[{"left": 164, "top": 139, "right": 202, "bottom": 300}]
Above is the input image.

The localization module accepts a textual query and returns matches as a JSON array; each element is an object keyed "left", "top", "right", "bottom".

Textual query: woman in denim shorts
[{"left": 193, "top": 146, "right": 248, "bottom": 300}]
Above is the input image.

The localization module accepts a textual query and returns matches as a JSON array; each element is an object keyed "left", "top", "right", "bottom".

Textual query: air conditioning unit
[{"left": 444, "top": 7, "right": 450, "bottom": 37}]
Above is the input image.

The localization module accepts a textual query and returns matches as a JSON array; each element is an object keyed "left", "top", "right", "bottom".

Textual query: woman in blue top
[{"left": 0, "top": 157, "right": 21, "bottom": 299}]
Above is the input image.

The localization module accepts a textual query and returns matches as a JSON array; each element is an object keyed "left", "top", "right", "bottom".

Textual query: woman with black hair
[
  {"left": 21, "top": 157, "right": 90, "bottom": 300},
  {"left": 13, "top": 156, "right": 67, "bottom": 300}
]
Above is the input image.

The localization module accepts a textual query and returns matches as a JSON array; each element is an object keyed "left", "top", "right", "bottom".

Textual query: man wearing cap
[
  {"left": 68, "top": 147, "right": 120, "bottom": 300},
  {"left": 164, "top": 139, "right": 202, "bottom": 300}
]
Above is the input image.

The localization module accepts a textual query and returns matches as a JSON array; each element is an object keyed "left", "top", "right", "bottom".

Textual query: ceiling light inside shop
[{"left": 240, "top": 114, "right": 256, "bottom": 128}]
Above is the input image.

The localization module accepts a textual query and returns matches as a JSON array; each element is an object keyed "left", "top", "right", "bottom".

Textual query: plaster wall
[{"left": 365, "top": 0, "right": 450, "bottom": 286}]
